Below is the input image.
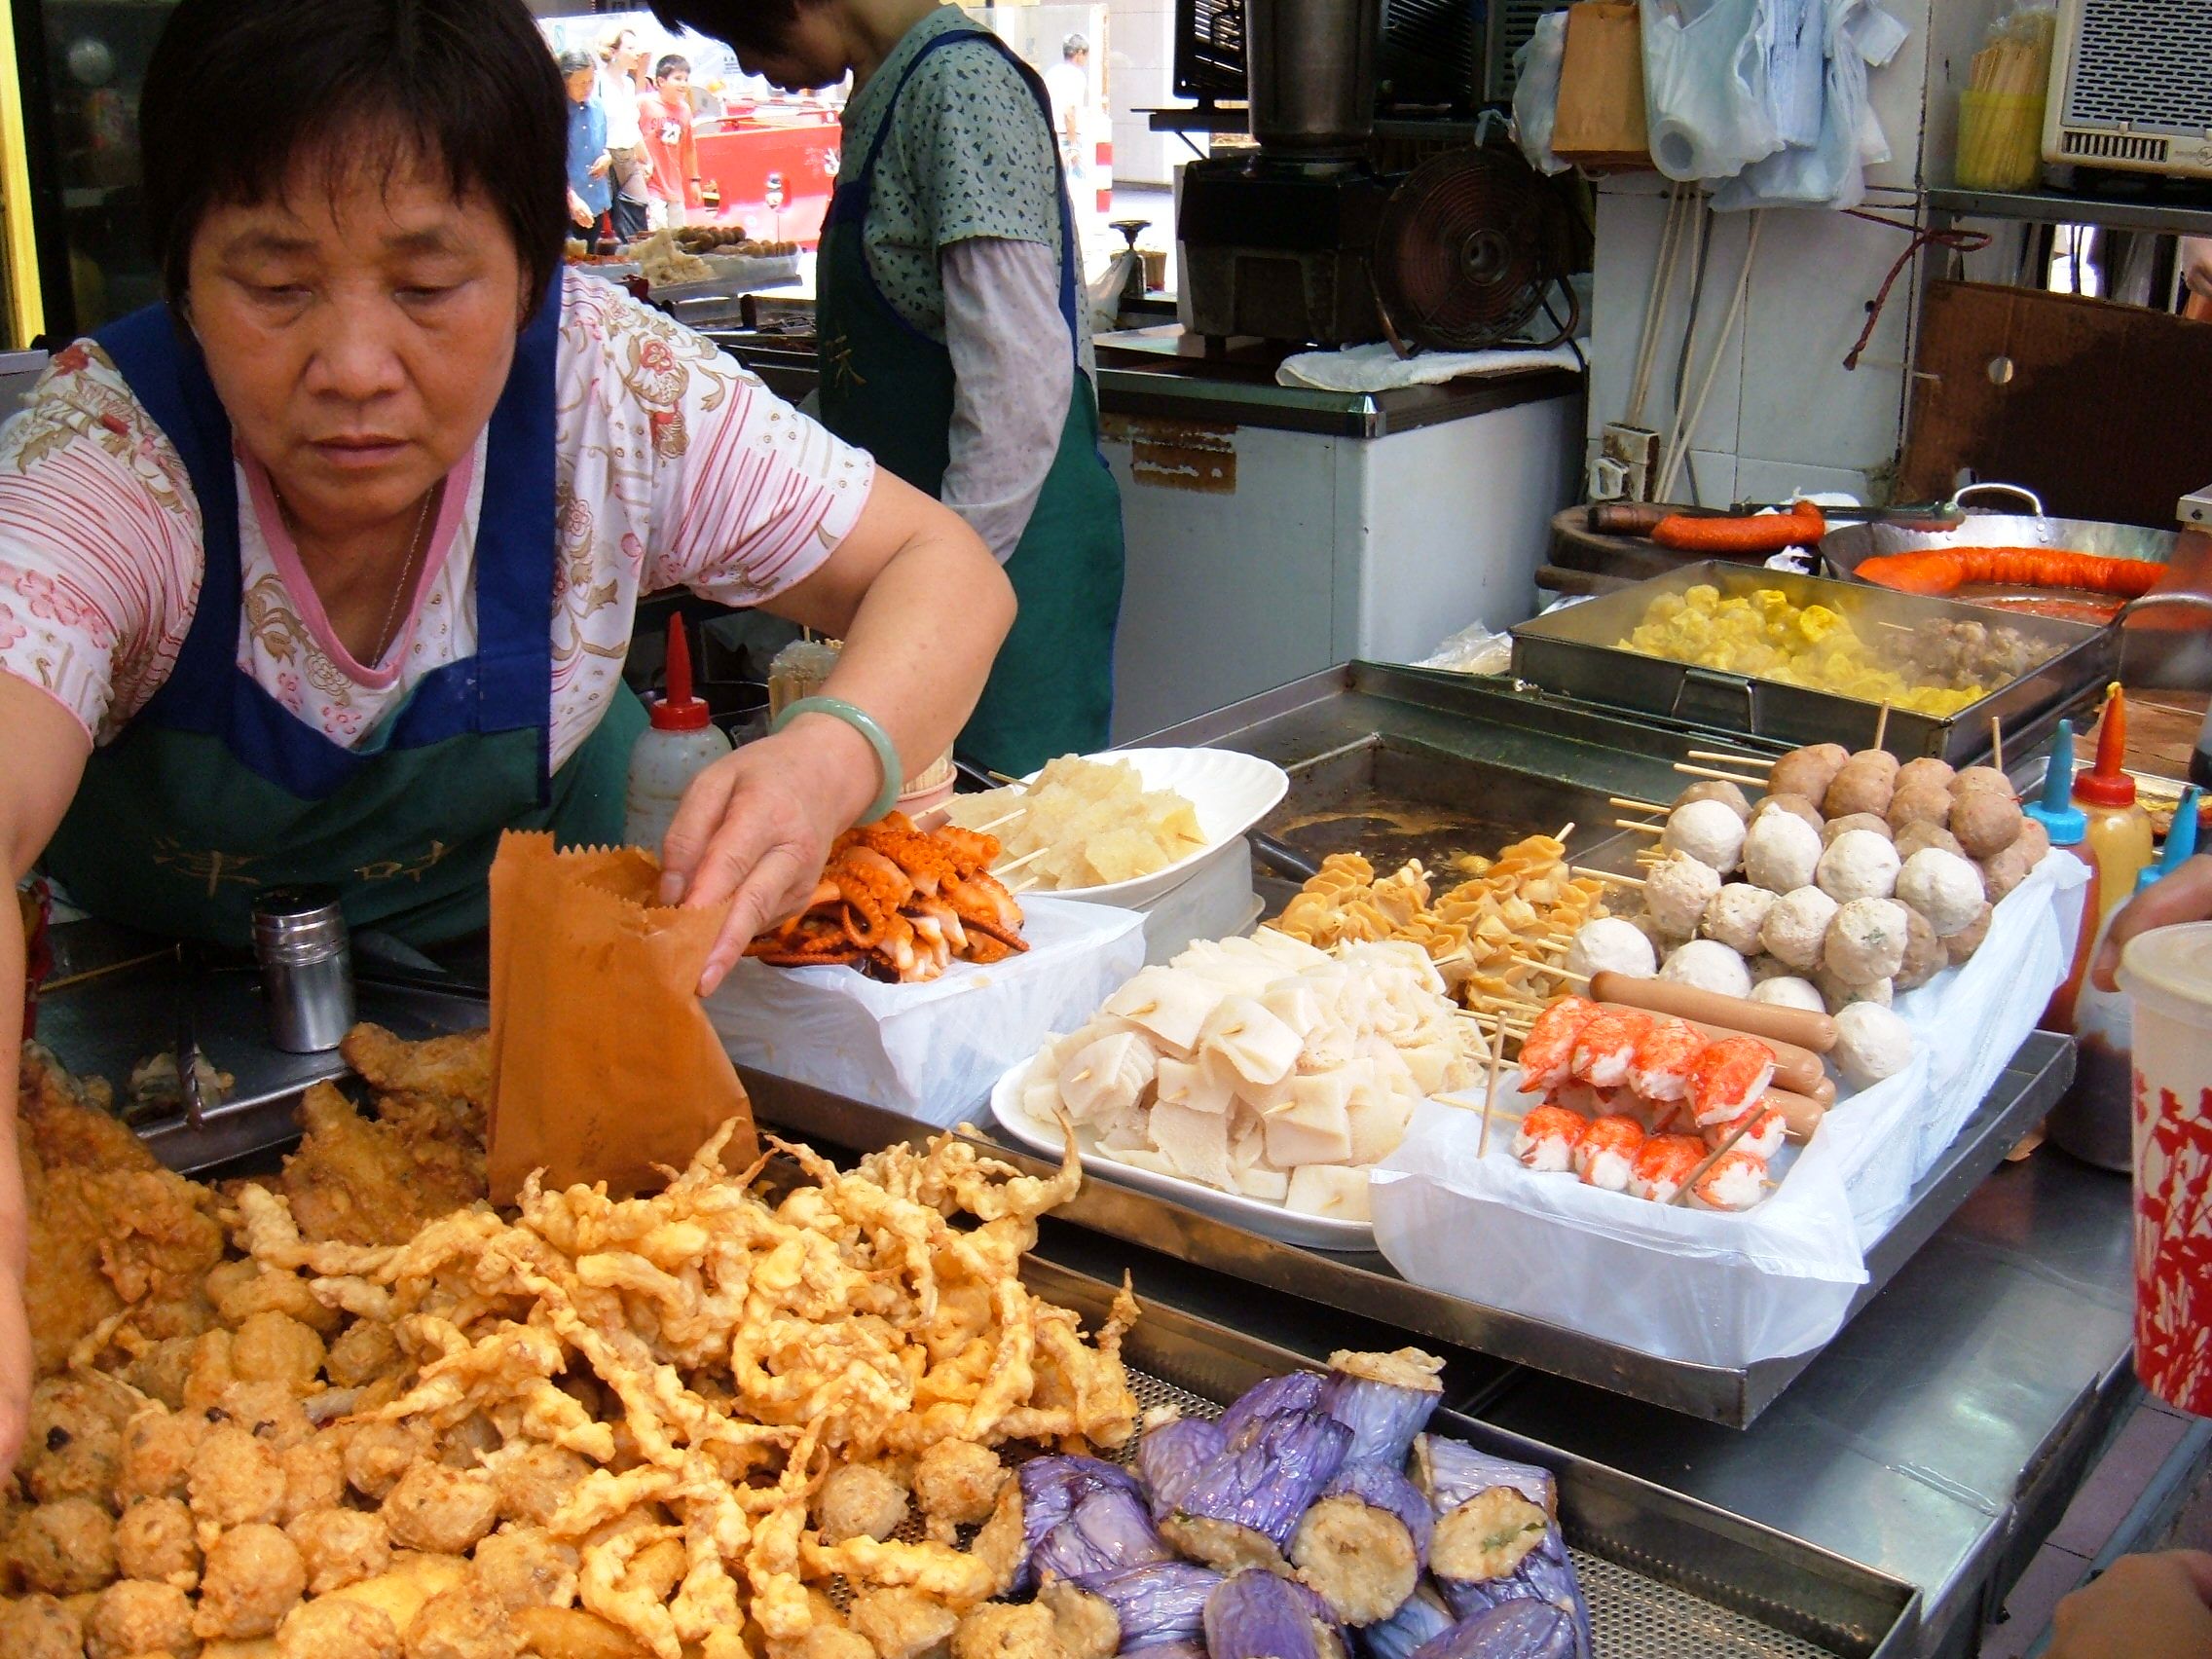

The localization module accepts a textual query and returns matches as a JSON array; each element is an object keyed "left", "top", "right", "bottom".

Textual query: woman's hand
[
  {"left": 589, "top": 153, "right": 613, "bottom": 180},
  {"left": 2092, "top": 854, "right": 2212, "bottom": 990},
  {"left": 2047, "top": 1551, "right": 2212, "bottom": 1657},
  {"left": 658, "top": 717, "right": 881, "bottom": 995},
  {"left": 569, "top": 190, "right": 596, "bottom": 231}
]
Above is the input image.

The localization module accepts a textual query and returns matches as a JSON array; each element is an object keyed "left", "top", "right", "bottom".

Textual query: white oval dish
[
  {"left": 950, "top": 747, "right": 1290, "bottom": 910},
  {"left": 987, "top": 1058, "right": 1375, "bottom": 1251}
]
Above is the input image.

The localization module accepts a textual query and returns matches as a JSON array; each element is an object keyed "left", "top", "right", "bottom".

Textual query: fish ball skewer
[
  {"left": 1643, "top": 853, "right": 1722, "bottom": 938},
  {"left": 1662, "top": 798, "right": 1747, "bottom": 872},
  {"left": 1825, "top": 898, "right": 1910, "bottom": 983},
  {"left": 1565, "top": 917, "right": 1657, "bottom": 981},
  {"left": 1896, "top": 848, "right": 1985, "bottom": 937},
  {"left": 1744, "top": 811, "right": 1823, "bottom": 895},
  {"left": 1699, "top": 885, "right": 1778, "bottom": 955},
  {"left": 1818, "top": 830, "right": 1900, "bottom": 902},
  {"left": 1760, "top": 886, "right": 1839, "bottom": 972}
]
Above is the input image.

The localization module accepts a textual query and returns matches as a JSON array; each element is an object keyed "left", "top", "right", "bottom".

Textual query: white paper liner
[
  {"left": 1370, "top": 851, "right": 2091, "bottom": 1369},
  {"left": 706, "top": 897, "right": 1147, "bottom": 1126}
]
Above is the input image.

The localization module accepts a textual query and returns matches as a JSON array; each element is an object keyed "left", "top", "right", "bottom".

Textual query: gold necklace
[{"left": 367, "top": 490, "right": 437, "bottom": 667}]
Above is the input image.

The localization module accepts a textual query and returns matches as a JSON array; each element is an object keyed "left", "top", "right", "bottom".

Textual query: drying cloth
[{"left": 1277, "top": 341, "right": 1585, "bottom": 394}]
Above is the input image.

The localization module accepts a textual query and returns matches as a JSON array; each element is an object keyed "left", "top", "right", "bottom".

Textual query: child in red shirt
[{"left": 639, "top": 54, "right": 704, "bottom": 227}]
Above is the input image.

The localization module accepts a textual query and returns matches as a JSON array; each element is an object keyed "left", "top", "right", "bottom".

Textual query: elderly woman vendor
[{"left": 0, "top": 0, "right": 1013, "bottom": 1459}]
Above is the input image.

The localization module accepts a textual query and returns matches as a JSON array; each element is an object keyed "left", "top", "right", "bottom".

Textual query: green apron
[
  {"left": 42, "top": 285, "right": 643, "bottom": 949},
  {"left": 816, "top": 23, "right": 1124, "bottom": 778}
]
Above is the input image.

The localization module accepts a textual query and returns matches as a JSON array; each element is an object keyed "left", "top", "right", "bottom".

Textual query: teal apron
[
  {"left": 41, "top": 282, "right": 645, "bottom": 948},
  {"left": 816, "top": 24, "right": 1124, "bottom": 778}
]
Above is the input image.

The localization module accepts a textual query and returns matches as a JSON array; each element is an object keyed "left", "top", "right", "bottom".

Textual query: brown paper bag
[
  {"left": 486, "top": 830, "right": 757, "bottom": 1202},
  {"left": 1553, "top": 2, "right": 1651, "bottom": 171}
]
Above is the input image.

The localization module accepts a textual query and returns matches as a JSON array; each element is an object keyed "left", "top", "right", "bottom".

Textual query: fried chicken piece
[
  {"left": 345, "top": 1421, "right": 432, "bottom": 1501},
  {"left": 489, "top": 1445, "right": 591, "bottom": 1528},
  {"left": 0, "top": 1590, "right": 88, "bottom": 1659},
  {"left": 911, "top": 1441, "right": 1005, "bottom": 1530},
  {"left": 850, "top": 1585, "right": 959, "bottom": 1659},
  {"left": 950, "top": 1604, "right": 1064, "bottom": 1659},
  {"left": 279, "top": 1083, "right": 487, "bottom": 1249},
  {"left": 18, "top": 1053, "right": 224, "bottom": 1375},
  {"left": 340, "top": 1024, "right": 492, "bottom": 1118},
  {"left": 279, "top": 1595, "right": 404, "bottom": 1659},
  {"left": 6, "top": 1494, "right": 118, "bottom": 1595},
  {"left": 189, "top": 1422, "right": 288, "bottom": 1535},
  {"left": 122, "top": 1335, "right": 199, "bottom": 1409},
  {"left": 811, "top": 1463, "right": 908, "bottom": 1544},
  {"left": 287, "top": 1507, "right": 391, "bottom": 1596},
  {"left": 20, "top": 1375, "right": 132, "bottom": 1506},
  {"left": 472, "top": 1525, "right": 580, "bottom": 1610},
  {"left": 116, "top": 1496, "right": 202, "bottom": 1588},
  {"left": 195, "top": 1522, "right": 305, "bottom": 1640},
  {"left": 326, "top": 1319, "right": 404, "bottom": 1389},
  {"left": 86, "top": 1577, "right": 196, "bottom": 1659},
  {"left": 404, "top": 1585, "right": 521, "bottom": 1659},
  {"left": 383, "top": 1463, "right": 499, "bottom": 1556}
]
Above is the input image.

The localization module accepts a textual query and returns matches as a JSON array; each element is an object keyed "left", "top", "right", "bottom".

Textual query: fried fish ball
[
  {"left": 951, "top": 1604, "right": 1064, "bottom": 1659},
  {"left": 287, "top": 1508, "right": 391, "bottom": 1596},
  {"left": 1952, "top": 765, "right": 2012, "bottom": 798},
  {"left": 9, "top": 1495, "right": 119, "bottom": 1596},
  {"left": 1821, "top": 812, "right": 1892, "bottom": 846},
  {"left": 119, "top": 1406, "right": 208, "bottom": 1503},
  {"left": 123, "top": 1337, "right": 199, "bottom": 1412},
  {"left": 231, "top": 1311, "right": 328, "bottom": 1394},
  {"left": 22, "top": 1378, "right": 131, "bottom": 1507},
  {"left": 195, "top": 1523, "right": 304, "bottom": 1641},
  {"left": 510, "top": 1605, "right": 656, "bottom": 1659},
  {"left": 470, "top": 1526, "right": 578, "bottom": 1611},
  {"left": 212, "top": 1381, "right": 314, "bottom": 1450},
  {"left": 850, "top": 1585, "right": 961, "bottom": 1659},
  {"left": 191, "top": 1422, "right": 288, "bottom": 1533},
  {"left": 911, "top": 1441, "right": 1006, "bottom": 1530},
  {"left": 1, "top": 1591, "right": 87, "bottom": 1659},
  {"left": 85, "top": 1578, "right": 196, "bottom": 1659},
  {"left": 383, "top": 1464, "right": 498, "bottom": 1557},
  {"left": 346, "top": 1422, "right": 431, "bottom": 1502},
  {"left": 279, "top": 1436, "right": 349, "bottom": 1526},
  {"left": 1885, "top": 783, "right": 1954, "bottom": 833},
  {"left": 490, "top": 1445, "right": 591, "bottom": 1529},
  {"left": 1768, "top": 744, "right": 1850, "bottom": 805},
  {"left": 181, "top": 1331, "right": 237, "bottom": 1414},
  {"left": 2016, "top": 817, "right": 2050, "bottom": 866},
  {"left": 207, "top": 1259, "right": 342, "bottom": 1338},
  {"left": 402, "top": 1586, "right": 520, "bottom": 1659},
  {"left": 1893, "top": 906, "right": 1946, "bottom": 992},
  {"left": 1893, "top": 820, "right": 1966, "bottom": 862},
  {"left": 812, "top": 1463, "right": 909, "bottom": 1545},
  {"left": 1822, "top": 759, "right": 1896, "bottom": 821},
  {"left": 436, "top": 1414, "right": 501, "bottom": 1473},
  {"left": 1952, "top": 790, "right": 2025, "bottom": 862},
  {"left": 325, "top": 1321, "right": 403, "bottom": 1390},
  {"left": 117, "top": 1497, "right": 202, "bottom": 1588},
  {"left": 278, "top": 1596, "right": 403, "bottom": 1659}
]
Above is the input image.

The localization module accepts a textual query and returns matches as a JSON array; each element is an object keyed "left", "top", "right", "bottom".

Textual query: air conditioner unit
[{"left": 2043, "top": 0, "right": 2212, "bottom": 179}]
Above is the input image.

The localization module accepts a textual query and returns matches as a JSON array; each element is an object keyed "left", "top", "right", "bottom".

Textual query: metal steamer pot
[{"left": 1822, "top": 483, "right": 2212, "bottom": 688}]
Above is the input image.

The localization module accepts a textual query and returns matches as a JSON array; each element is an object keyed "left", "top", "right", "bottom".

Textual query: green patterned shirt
[{"left": 838, "top": 7, "right": 1065, "bottom": 344}]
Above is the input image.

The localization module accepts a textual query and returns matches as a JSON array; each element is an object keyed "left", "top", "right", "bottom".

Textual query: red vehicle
[{"left": 693, "top": 102, "right": 840, "bottom": 248}]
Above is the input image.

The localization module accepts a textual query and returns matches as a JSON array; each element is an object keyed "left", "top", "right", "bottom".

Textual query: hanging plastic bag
[
  {"left": 1639, "top": 0, "right": 1782, "bottom": 182},
  {"left": 1511, "top": 9, "right": 1573, "bottom": 177},
  {"left": 1712, "top": 0, "right": 1908, "bottom": 211}
]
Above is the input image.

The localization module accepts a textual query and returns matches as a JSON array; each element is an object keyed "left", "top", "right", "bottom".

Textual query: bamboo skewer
[
  {"left": 986, "top": 769, "right": 1023, "bottom": 788},
  {"left": 969, "top": 807, "right": 1026, "bottom": 837},
  {"left": 1990, "top": 715, "right": 2006, "bottom": 777},
  {"left": 39, "top": 946, "right": 177, "bottom": 995},
  {"left": 1572, "top": 866, "right": 1645, "bottom": 888},
  {"left": 1674, "top": 761, "right": 1768, "bottom": 789},
  {"left": 1608, "top": 796, "right": 1667, "bottom": 815},
  {"left": 1555, "top": 822, "right": 1577, "bottom": 843},
  {"left": 992, "top": 847, "right": 1050, "bottom": 877},
  {"left": 1668, "top": 1114, "right": 1760, "bottom": 1207},
  {"left": 1476, "top": 1009, "right": 1507, "bottom": 1160},
  {"left": 1686, "top": 748, "right": 1771, "bottom": 770},
  {"left": 1872, "top": 701, "right": 1892, "bottom": 752},
  {"left": 1617, "top": 818, "right": 1666, "bottom": 835}
]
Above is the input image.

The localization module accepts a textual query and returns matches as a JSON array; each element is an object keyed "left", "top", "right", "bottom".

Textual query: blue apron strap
[{"left": 93, "top": 305, "right": 246, "bottom": 719}]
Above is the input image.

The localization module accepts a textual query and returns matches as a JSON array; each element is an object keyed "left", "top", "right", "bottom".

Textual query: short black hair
[
  {"left": 654, "top": 54, "right": 691, "bottom": 80},
  {"left": 141, "top": 0, "right": 569, "bottom": 322},
  {"left": 649, "top": 0, "right": 809, "bottom": 57}
]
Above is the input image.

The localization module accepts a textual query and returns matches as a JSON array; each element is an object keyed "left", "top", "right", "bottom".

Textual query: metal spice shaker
[{"left": 250, "top": 887, "right": 354, "bottom": 1052}]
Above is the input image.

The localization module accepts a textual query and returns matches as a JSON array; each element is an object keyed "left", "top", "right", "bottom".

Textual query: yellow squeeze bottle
[{"left": 2072, "top": 685, "right": 2157, "bottom": 929}]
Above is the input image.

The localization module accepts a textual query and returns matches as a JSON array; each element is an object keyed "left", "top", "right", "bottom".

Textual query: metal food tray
[
  {"left": 1028, "top": 1256, "right": 1921, "bottom": 1656},
  {"left": 1510, "top": 561, "right": 2116, "bottom": 764}
]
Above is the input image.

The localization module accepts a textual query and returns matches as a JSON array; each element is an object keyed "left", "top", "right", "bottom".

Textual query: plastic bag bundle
[
  {"left": 1711, "top": 0, "right": 1907, "bottom": 211},
  {"left": 1511, "top": 10, "right": 1573, "bottom": 177},
  {"left": 1639, "top": 0, "right": 1780, "bottom": 182}
]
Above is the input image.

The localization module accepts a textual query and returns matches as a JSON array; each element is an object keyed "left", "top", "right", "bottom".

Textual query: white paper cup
[{"left": 2117, "top": 921, "right": 2212, "bottom": 1414}]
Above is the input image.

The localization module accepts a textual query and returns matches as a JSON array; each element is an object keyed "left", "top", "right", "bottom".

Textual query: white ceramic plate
[
  {"left": 988, "top": 1059, "right": 1376, "bottom": 1251},
  {"left": 953, "top": 747, "right": 1290, "bottom": 910}
]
